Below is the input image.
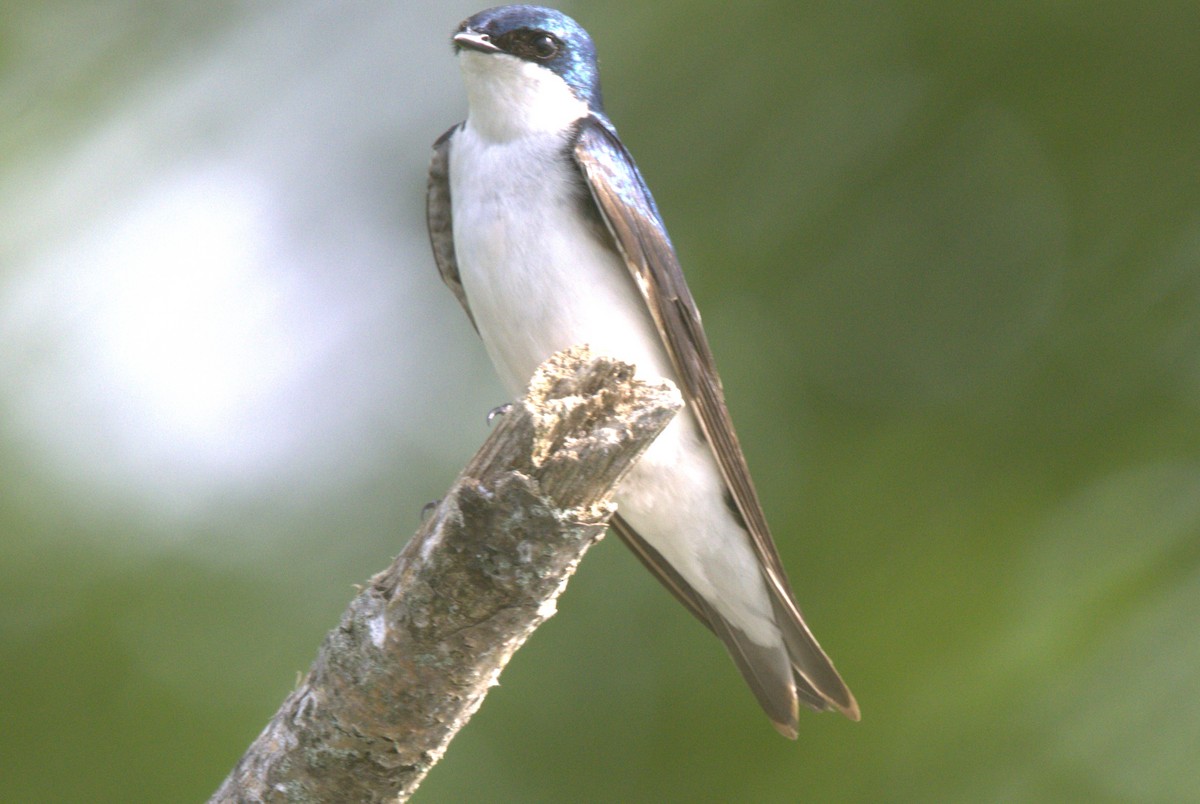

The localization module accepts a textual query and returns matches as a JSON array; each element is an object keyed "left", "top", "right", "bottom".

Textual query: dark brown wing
[
  {"left": 573, "top": 114, "right": 859, "bottom": 723},
  {"left": 427, "top": 123, "right": 476, "bottom": 331}
]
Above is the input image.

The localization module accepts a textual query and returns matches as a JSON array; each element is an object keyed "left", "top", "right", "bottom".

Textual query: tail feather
[
  {"left": 706, "top": 612, "right": 799, "bottom": 738},
  {"left": 770, "top": 594, "right": 861, "bottom": 721},
  {"left": 611, "top": 515, "right": 858, "bottom": 735}
]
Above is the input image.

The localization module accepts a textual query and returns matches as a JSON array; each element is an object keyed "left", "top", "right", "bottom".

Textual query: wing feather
[
  {"left": 573, "top": 114, "right": 858, "bottom": 721},
  {"left": 427, "top": 124, "right": 477, "bottom": 331}
]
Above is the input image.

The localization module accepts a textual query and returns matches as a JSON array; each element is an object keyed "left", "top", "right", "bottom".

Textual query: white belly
[
  {"left": 448, "top": 123, "right": 672, "bottom": 397},
  {"left": 447, "top": 122, "right": 780, "bottom": 646}
]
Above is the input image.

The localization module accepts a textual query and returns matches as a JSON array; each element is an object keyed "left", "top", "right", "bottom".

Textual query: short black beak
[{"left": 453, "top": 29, "right": 502, "bottom": 54}]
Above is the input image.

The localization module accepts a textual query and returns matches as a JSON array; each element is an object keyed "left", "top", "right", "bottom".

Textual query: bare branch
[{"left": 211, "top": 346, "right": 682, "bottom": 803}]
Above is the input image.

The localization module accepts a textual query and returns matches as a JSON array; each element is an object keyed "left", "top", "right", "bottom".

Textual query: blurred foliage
[{"left": 2, "top": 1, "right": 1198, "bottom": 801}]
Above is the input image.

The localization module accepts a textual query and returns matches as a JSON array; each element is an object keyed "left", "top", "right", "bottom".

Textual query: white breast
[{"left": 448, "top": 121, "right": 673, "bottom": 398}]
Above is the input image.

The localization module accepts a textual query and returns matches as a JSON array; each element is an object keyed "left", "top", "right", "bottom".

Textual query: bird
[{"left": 426, "top": 4, "right": 858, "bottom": 736}]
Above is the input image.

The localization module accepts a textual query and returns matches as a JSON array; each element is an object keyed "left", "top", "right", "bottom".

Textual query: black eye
[
  {"left": 530, "top": 33, "right": 558, "bottom": 59},
  {"left": 494, "top": 29, "right": 562, "bottom": 61}
]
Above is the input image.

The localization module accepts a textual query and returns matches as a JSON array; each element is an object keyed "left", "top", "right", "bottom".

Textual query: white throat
[{"left": 458, "top": 50, "right": 588, "bottom": 142}]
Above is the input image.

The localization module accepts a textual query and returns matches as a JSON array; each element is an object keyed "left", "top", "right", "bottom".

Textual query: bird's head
[{"left": 453, "top": 5, "right": 602, "bottom": 140}]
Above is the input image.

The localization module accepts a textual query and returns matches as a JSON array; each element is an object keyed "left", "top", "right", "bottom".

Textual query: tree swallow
[{"left": 427, "top": 4, "right": 859, "bottom": 736}]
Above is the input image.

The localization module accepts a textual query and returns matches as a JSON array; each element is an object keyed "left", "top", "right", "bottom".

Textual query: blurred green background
[{"left": 3, "top": 1, "right": 1198, "bottom": 801}]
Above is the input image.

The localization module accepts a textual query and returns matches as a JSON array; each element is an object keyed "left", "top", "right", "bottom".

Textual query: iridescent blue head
[{"left": 453, "top": 5, "right": 603, "bottom": 111}]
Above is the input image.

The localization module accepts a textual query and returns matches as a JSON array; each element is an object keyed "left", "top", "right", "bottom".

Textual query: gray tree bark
[{"left": 210, "top": 346, "right": 681, "bottom": 803}]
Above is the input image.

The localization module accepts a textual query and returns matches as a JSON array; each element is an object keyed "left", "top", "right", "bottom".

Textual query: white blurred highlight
[
  {"left": 0, "top": 1, "right": 491, "bottom": 534},
  {"left": 2, "top": 167, "right": 321, "bottom": 500}
]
